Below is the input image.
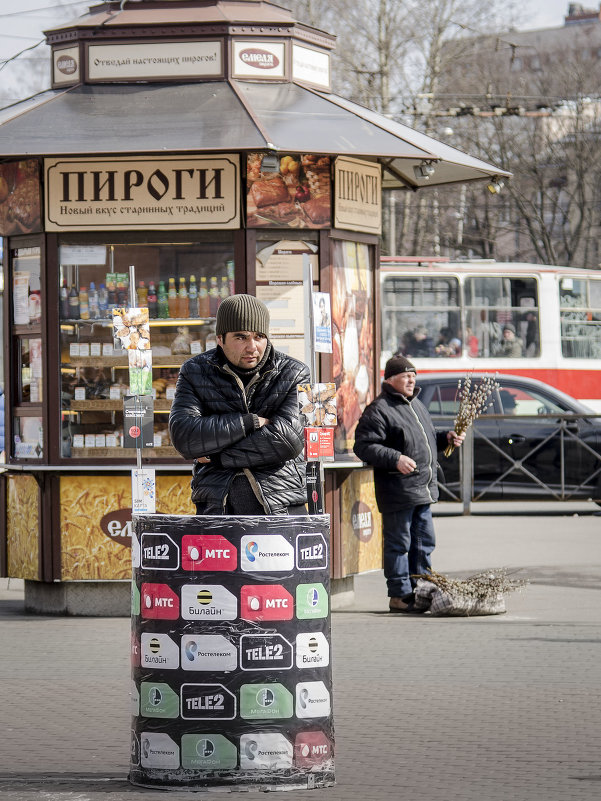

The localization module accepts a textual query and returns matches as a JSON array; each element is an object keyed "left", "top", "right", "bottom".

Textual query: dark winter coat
[
  {"left": 353, "top": 383, "right": 449, "bottom": 513},
  {"left": 169, "top": 347, "right": 310, "bottom": 513}
]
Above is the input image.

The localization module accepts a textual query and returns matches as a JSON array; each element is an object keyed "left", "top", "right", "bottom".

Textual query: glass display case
[
  {"left": 10, "top": 245, "right": 43, "bottom": 459},
  {"left": 58, "top": 238, "right": 235, "bottom": 460}
]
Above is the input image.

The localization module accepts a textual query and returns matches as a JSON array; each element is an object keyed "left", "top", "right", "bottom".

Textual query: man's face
[
  {"left": 218, "top": 331, "right": 268, "bottom": 368},
  {"left": 503, "top": 329, "right": 515, "bottom": 341},
  {"left": 386, "top": 371, "right": 416, "bottom": 398}
]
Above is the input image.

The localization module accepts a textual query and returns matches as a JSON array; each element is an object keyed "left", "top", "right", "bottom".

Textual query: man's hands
[
  {"left": 447, "top": 430, "right": 466, "bottom": 448},
  {"left": 396, "top": 454, "right": 417, "bottom": 474},
  {"left": 195, "top": 417, "right": 271, "bottom": 464}
]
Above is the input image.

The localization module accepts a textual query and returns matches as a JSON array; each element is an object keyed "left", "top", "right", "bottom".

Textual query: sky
[{"left": 0, "top": 0, "right": 586, "bottom": 104}]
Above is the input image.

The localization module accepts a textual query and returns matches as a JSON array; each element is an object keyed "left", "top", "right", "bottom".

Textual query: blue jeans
[{"left": 382, "top": 504, "right": 436, "bottom": 598}]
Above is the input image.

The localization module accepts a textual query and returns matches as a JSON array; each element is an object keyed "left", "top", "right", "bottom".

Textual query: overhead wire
[
  {"left": 0, "top": 0, "right": 91, "bottom": 67},
  {"left": 0, "top": 1, "right": 90, "bottom": 20}
]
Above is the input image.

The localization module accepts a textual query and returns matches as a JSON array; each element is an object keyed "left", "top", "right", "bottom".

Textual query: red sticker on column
[{"left": 129, "top": 425, "right": 141, "bottom": 438}]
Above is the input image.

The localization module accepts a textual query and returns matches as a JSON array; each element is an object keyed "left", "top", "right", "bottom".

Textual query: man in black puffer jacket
[
  {"left": 353, "top": 355, "right": 465, "bottom": 613},
  {"left": 169, "top": 293, "right": 310, "bottom": 515}
]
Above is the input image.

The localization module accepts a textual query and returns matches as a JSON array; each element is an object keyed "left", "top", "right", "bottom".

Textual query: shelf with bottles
[{"left": 59, "top": 272, "right": 232, "bottom": 323}]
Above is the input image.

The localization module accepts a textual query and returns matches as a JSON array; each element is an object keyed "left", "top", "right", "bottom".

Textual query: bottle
[
  {"left": 107, "top": 280, "right": 117, "bottom": 310},
  {"left": 178, "top": 276, "right": 189, "bottom": 318},
  {"left": 60, "top": 279, "right": 69, "bottom": 319},
  {"left": 116, "top": 280, "right": 127, "bottom": 307},
  {"left": 147, "top": 281, "right": 157, "bottom": 318},
  {"left": 226, "top": 259, "right": 235, "bottom": 295},
  {"left": 168, "top": 277, "right": 178, "bottom": 318},
  {"left": 198, "top": 276, "right": 210, "bottom": 317},
  {"left": 68, "top": 283, "right": 79, "bottom": 319},
  {"left": 88, "top": 281, "right": 99, "bottom": 319},
  {"left": 79, "top": 286, "right": 89, "bottom": 320},
  {"left": 188, "top": 275, "right": 199, "bottom": 318},
  {"left": 219, "top": 276, "right": 230, "bottom": 306},
  {"left": 137, "top": 280, "right": 148, "bottom": 308},
  {"left": 158, "top": 281, "right": 169, "bottom": 319},
  {"left": 98, "top": 283, "right": 109, "bottom": 317},
  {"left": 209, "top": 276, "right": 219, "bottom": 316}
]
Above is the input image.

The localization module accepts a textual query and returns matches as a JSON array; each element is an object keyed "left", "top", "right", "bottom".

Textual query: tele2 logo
[{"left": 296, "top": 533, "right": 328, "bottom": 570}]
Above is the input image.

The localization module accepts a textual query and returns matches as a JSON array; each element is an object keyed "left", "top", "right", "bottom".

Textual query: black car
[{"left": 416, "top": 373, "right": 601, "bottom": 503}]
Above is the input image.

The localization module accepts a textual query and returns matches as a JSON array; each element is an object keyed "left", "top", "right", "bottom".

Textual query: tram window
[
  {"left": 465, "top": 276, "right": 539, "bottom": 358},
  {"left": 559, "top": 277, "right": 601, "bottom": 358},
  {"left": 381, "top": 276, "right": 460, "bottom": 358}
]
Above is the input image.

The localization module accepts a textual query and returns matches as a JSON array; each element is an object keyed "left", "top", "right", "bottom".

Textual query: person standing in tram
[
  {"left": 353, "top": 356, "right": 465, "bottom": 613},
  {"left": 499, "top": 323, "right": 524, "bottom": 357},
  {"left": 169, "top": 294, "right": 310, "bottom": 515}
]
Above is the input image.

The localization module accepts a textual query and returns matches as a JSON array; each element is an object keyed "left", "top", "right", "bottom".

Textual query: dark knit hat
[
  {"left": 503, "top": 322, "right": 516, "bottom": 334},
  {"left": 384, "top": 355, "right": 416, "bottom": 379},
  {"left": 216, "top": 294, "right": 270, "bottom": 337}
]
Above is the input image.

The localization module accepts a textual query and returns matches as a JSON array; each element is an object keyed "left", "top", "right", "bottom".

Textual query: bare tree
[{"left": 438, "top": 39, "right": 601, "bottom": 267}]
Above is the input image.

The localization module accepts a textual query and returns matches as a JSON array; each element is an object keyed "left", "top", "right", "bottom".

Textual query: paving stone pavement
[{"left": 0, "top": 505, "right": 600, "bottom": 801}]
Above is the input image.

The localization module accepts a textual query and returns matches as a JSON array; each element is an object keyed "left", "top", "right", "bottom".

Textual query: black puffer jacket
[
  {"left": 353, "top": 384, "right": 449, "bottom": 513},
  {"left": 169, "top": 347, "right": 310, "bottom": 513}
]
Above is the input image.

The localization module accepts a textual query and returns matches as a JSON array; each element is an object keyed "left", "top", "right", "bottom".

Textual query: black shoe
[
  {"left": 397, "top": 601, "right": 427, "bottom": 615},
  {"left": 389, "top": 596, "right": 411, "bottom": 612}
]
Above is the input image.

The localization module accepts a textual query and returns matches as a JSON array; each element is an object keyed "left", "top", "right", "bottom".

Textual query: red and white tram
[{"left": 380, "top": 258, "right": 601, "bottom": 410}]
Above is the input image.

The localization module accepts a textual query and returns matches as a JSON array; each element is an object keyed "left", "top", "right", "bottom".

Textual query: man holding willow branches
[{"left": 353, "top": 356, "right": 465, "bottom": 614}]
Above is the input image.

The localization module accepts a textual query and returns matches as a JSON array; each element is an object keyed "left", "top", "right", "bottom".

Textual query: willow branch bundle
[
  {"left": 444, "top": 373, "right": 500, "bottom": 457},
  {"left": 414, "top": 568, "right": 528, "bottom": 601}
]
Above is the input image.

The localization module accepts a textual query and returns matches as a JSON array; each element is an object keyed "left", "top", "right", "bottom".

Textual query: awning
[
  {"left": 0, "top": 80, "right": 509, "bottom": 188},
  {"left": 322, "top": 93, "right": 511, "bottom": 189}
]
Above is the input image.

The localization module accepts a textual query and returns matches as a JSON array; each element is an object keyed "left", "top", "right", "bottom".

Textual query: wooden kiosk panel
[
  {"left": 59, "top": 474, "right": 195, "bottom": 581},
  {"left": 6, "top": 473, "right": 40, "bottom": 580}
]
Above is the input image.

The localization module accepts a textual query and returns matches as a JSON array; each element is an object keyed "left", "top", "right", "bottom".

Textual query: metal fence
[{"left": 438, "top": 413, "right": 601, "bottom": 512}]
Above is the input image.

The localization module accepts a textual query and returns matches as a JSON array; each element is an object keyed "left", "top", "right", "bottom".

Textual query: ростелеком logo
[
  {"left": 245, "top": 541, "right": 259, "bottom": 562},
  {"left": 241, "top": 535, "right": 294, "bottom": 572}
]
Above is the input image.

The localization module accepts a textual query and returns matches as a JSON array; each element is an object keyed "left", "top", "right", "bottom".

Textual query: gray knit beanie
[{"left": 215, "top": 294, "right": 270, "bottom": 337}]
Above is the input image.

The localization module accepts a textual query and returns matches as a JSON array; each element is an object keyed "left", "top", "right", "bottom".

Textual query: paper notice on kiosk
[{"left": 132, "top": 468, "right": 156, "bottom": 514}]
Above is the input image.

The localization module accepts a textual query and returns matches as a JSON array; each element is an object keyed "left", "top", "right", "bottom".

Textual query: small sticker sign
[{"left": 123, "top": 395, "right": 154, "bottom": 448}]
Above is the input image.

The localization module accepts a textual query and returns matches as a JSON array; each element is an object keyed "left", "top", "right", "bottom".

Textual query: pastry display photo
[
  {"left": 112, "top": 308, "right": 151, "bottom": 350},
  {"left": 0, "top": 159, "right": 42, "bottom": 236},
  {"left": 331, "top": 242, "right": 375, "bottom": 457},
  {"left": 297, "top": 382, "right": 338, "bottom": 427},
  {"left": 246, "top": 152, "right": 331, "bottom": 228}
]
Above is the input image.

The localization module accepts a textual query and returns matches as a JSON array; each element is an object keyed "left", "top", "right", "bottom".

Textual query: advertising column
[{"left": 130, "top": 514, "right": 334, "bottom": 791}]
